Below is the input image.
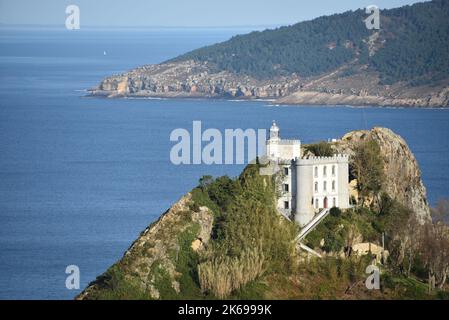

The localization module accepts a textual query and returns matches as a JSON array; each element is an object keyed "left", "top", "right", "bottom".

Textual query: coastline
[{"left": 86, "top": 90, "right": 449, "bottom": 109}]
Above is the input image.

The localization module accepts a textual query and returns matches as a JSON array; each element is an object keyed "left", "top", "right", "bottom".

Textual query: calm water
[{"left": 0, "top": 27, "right": 448, "bottom": 300}]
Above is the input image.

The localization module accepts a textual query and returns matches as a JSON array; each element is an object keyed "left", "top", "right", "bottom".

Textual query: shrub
[
  {"left": 330, "top": 207, "right": 342, "bottom": 218},
  {"left": 305, "top": 141, "right": 334, "bottom": 157},
  {"left": 198, "top": 247, "right": 265, "bottom": 299}
]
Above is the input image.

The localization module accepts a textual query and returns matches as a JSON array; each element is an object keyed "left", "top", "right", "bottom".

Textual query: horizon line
[{"left": 0, "top": 22, "right": 288, "bottom": 30}]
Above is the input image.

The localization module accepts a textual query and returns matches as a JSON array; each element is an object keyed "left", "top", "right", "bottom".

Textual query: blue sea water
[{"left": 0, "top": 26, "right": 448, "bottom": 300}]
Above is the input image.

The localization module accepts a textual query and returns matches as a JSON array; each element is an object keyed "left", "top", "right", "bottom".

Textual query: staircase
[
  {"left": 295, "top": 208, "right": 331, "bottom": 257},
  {"left": 296, "top": 208, "right": 330, "bottom": 242},
  {"left": 298, "top": 242, "right": 322, "bottom": 258}
]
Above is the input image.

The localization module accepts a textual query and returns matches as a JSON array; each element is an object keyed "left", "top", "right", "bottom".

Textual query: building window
[
  {"left": 314, "top": 167, "right": 318, "bottom": 178},
  {"left": 283, "top": 184, "right": 289, "bottom": 192},
  {"left": 314, "top": 182, "right": 318, "bottom": 193},
  {"left": 332, "top": 180, "right": 336, "bottom": 192},
  {"left": 315, "top": 199, "right": 319, "bottom": 209},
  {"left": 323, "top": 181, "right": 327, "bottom": 192},
  {"left": 284, "top": 201, "right": 289, "bottom": 210},
  {"left": 284, "top": 167, "right": 289, "bottom": 176},
  {"left": 332, "top": 165, "right": 336, "bottom": 176},
  {"left": 323, "top": 166, "right": 327, "bottom": 177},
  {"left": 333, "top": 198, "right": 337, "bottom": 207}
]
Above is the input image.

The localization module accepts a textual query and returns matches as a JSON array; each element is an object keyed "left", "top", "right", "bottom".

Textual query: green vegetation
[
  {"left": 370, "top": 0, "right": 449, "bottom": 84},
  {"left": 84, "top": 162, "right": 449, "bottom": 300},
  {"left": 306, "top": 196, "right": 410, "bottom": 251},
  {"left": 172, "top": 0, "right": 449, "bottom": 85},
  {"left": 198, "top": 247, "right": 265, "bottom": 299},
  {"left": 91, "top": 265, "right": 150, "bottom": 300},
  {"left": 351, "top": 139, "right": 385, "bottom": 206},
  {"left": 304, "top": 141, "right": 335, "bottom": 157},
  {"left": 192, "top": 164, "right": 297, "bottom": 298},
  {"left": 303, "top": 137, "right": 449, "bottom": 298},
  {"left": 172, "top": 224, "right": 203, "bottom": 299}
]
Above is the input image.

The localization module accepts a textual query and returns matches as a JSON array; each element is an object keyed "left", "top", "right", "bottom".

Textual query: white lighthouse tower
[
  {"left": 264, "top": 121, "right": 350, "bottom": 226},
  {"left": 266, "top": 121, "right": 281, "bottom": 159}
]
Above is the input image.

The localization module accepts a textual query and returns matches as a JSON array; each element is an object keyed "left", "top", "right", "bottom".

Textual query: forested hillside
[
  {"left": 92, "top": 0, "right": 449, "bottom": 107},
  {"left": 173, "top": 0, "right": 449, "bottom": 85}
]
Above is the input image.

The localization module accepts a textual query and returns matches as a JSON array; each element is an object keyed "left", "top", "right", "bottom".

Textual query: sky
[{"left": 0, "top": 0, "right": 425, "bottom": 27}]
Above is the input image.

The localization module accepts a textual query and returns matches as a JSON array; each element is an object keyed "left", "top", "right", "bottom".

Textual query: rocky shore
[{"left": 89, "top": 60, "right": 449, "bottom": 108}]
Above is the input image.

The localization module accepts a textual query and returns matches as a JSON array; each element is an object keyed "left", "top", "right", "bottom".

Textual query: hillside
[
  {"left": 173, "top": 0, "right": 449, "bottom": 84},
  {"left": 90, "top": 0, "right": 449, "bottom": 107},
  {"left": 76, "top": 128, "right": 449, "bottom": 300}
]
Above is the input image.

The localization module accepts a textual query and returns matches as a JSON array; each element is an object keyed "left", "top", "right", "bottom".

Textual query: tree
[
  {"left": 206, "top": 176, "right": 240, "bottom": 211},
  {"left": 432, "top": 199, "right": 449, "bottom": 224},
  {"left": 351, "top": 139, "right": 385, "bottom": 207},
  {"left": 421, "top": 222, "right": 449, "bottom": 291},
  {"left": 388, "top": 213, "right": 423, "bottom": 277},
  {"left": 199, "top": 175, "right": 214, "bottom": 190}
]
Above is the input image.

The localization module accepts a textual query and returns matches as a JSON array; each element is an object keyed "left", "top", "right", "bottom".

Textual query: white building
[{"left": 266, "top": 121, "right": 350, "bottom": 226}]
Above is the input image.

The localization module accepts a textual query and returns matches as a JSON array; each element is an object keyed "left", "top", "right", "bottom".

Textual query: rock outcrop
[
  {"left": 76, "top": 193, "right": 213, "bottom": 300},
  {"left": 76, "top": 127, "right": 431, "bottom": 300},
  {"left": 333, "top": 127, "right": 430, "bottom": 220},
  {"left": 89, "top": 59, "right": 449, "bottom": 108},
  {"left": 90, "top": 60, "right": 301, "bottom": 99}
]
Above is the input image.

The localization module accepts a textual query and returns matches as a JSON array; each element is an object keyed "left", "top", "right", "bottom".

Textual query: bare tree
[
  {"left": 389, "top": 212, "right": 423, "bottom": 276},
  {"left": 432, "top": 199, "right": 449, "bottom": 224},
  {"left": 404, "top": 215, "right": 423, "bottom": 277},
  {"left": 421, "top": 222, "right": 449, "bottom": 291}
]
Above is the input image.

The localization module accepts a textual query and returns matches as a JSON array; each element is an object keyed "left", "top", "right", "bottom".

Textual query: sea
[{"left": 0, "top": 26, "right": 448, "bottom": 299}]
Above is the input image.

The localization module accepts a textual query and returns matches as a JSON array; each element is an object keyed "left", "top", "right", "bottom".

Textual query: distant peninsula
[{"left": 90, "top": 0, "right": 449, "bottom": 108}]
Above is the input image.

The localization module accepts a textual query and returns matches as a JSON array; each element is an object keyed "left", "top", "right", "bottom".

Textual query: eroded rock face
[
  {"left": 90, "top": 60, "right": 301, "bottom": 99},
  {"left": 76, "top": 194, "right": 213, "bottom": 300},
  {"left": 333, "top": 127, "right": 431, "bottom": 220},
  {"left": 89, "top": 59, "right": 449, "bottom": 108}
]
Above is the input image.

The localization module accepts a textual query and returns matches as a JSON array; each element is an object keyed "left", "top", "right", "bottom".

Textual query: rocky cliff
[
  {"left": 333, "top": 127, "right": 430, "bottom": 220},
  {"left": 89, "top": 59, "right": 449, "bottom": 108},
  {"left": 76, "top": 127, "right": 431, "bottom": 300},
  {"left": 76, "top": 194, "right": 214, "bottom": 300},
  {"left": 90, "top": 60, "right": 301, "bottom": 99}
]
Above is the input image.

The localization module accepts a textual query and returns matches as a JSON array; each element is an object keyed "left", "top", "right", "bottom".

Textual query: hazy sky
[{"left": 0, "top": 0, "right": 425, "bottom": 27}]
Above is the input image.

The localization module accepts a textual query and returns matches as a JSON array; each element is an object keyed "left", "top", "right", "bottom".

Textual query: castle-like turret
[{"left": 265, "top": 121, "right": 350, "bottom": 226}]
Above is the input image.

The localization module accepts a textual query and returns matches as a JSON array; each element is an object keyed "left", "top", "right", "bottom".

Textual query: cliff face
[
  {"left": 91, "top": 60, "right": 301, "bottom": 99},
  {"left": 333, "top": 127, "right": 430, "bottom": 220},
  {"left": 76, "top": 194, "right": 213, "bottom": 300},
  {"left": 89, "top": 59, "right": 449, "bottom": 108}
]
